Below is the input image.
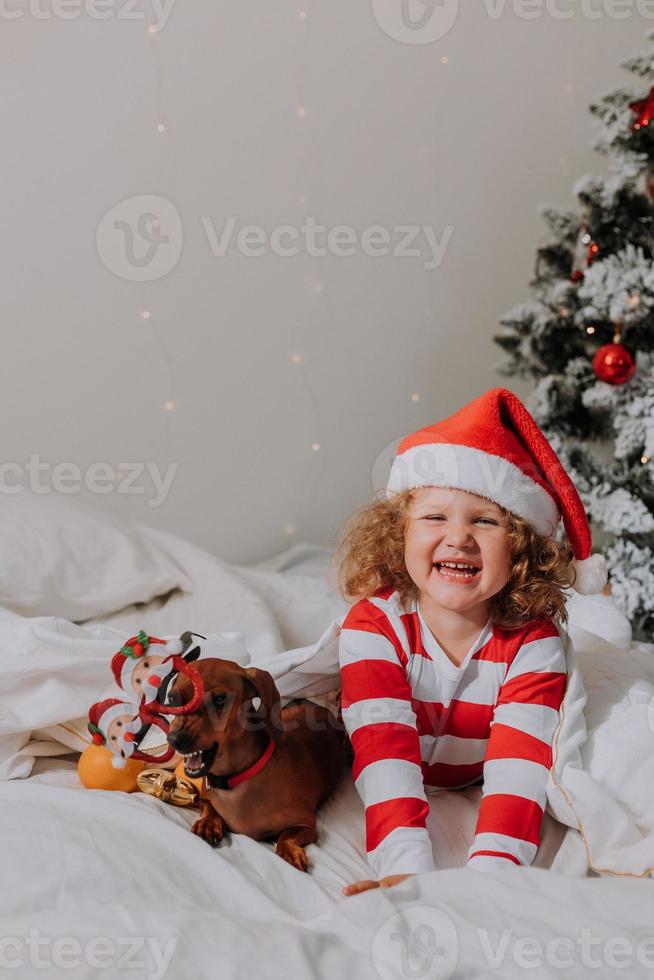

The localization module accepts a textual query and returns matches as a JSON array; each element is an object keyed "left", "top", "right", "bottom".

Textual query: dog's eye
[
  {"left": 212, "top": 693, "right": 227, "bottom": 709},
  {"left": 165, "top": 691, "right": 181, "bottom": 708}
]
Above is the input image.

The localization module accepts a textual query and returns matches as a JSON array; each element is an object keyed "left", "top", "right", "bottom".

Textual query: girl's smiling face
[{"left": 404, "top": 486, "right": 513, "bottom": 618}]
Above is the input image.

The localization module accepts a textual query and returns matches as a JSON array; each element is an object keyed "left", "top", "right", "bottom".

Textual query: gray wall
[{"left": 0, "top": 1, "right": 648, "bottom": 562}]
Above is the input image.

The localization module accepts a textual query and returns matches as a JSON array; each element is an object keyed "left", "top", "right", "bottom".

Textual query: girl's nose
[{"left": 444, "top": 524, "right": 475, "bottom": 548}]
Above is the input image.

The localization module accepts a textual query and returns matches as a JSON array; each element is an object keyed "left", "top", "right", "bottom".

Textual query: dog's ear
[{"left": 243, "top": 667, "right": 284, "bottom": 746}]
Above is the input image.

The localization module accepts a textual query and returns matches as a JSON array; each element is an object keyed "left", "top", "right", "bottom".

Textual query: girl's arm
[
  {"left": 466, "top": 619, "right": 568, "bottom": 872},
  {"left": 338, "top": 599, "right": 435, "bottom": 877}
]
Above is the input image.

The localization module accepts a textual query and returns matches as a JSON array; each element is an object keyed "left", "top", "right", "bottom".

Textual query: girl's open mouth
[{"left": 433, "top": 561, "right": 480, "bottom": 582}]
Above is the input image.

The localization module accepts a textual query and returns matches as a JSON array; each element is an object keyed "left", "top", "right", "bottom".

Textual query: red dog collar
[{"left": 205, "top": 738, "right": 275, "bottom": 791}]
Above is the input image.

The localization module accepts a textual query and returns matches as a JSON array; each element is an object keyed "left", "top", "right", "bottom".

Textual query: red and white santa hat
[
  {"left": 386, "top": 386, "right": 608, "bottom": 595},
  {"left": 87, "top": 698, "right": 142, "bottom": 768}
]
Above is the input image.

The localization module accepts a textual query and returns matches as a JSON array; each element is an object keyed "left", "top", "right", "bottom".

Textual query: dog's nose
[{"left": 168, "top": 728, "right": 194, "bottom": 753}]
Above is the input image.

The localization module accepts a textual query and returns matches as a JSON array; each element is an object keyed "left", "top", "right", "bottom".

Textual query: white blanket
[{"left": 2, "top": 529, "right": 654, "bottom": 980}]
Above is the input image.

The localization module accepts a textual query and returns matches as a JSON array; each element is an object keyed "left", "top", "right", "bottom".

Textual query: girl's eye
[
  {"left": 476, "top": 518, "right": 497, "bottom": 525},
  {"left": 424, "top": 515, "right": 445, "bottom": 521}
]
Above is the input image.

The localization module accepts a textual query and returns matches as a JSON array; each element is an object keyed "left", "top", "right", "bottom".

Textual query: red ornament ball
[{"left": 592, "top": 343, "right": 636, "bottom": 385}]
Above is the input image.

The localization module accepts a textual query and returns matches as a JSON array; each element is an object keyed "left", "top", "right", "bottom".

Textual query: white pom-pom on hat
[{"left": 571, "top": 553, "right": 608, "bottom": 595}]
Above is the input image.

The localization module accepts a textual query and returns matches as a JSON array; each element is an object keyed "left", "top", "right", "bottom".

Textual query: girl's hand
[{"left": 342, "top": 874, "right": 413, "bottom": 896}]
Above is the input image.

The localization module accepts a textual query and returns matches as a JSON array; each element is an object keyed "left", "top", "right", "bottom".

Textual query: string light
[
  {"left": 298, "top": 10, "right": 307, "bottom": 19},
  {"left": 296, "top": 105, "right": 307, "bottom": 120},
  {"left": 411, "top": 393, "right": 420, "bottom": 402},
  {"left": 559, "top": 307, "right": 569, "bottom": 317},
  {"left": 311, "top": 443, "right": 320, "bottom": 452},
  {"left": 586, "top": 326, "right": 596, "bottom": 335},
  {"left": 440, "top": 56, "right": 449, "bottom": 65},
  {"left": 290, "top": 353, "right": 302, "bottom": 365},
  {"left": 123, "top": 15, "right": 177, "bottom": 434},
  {"left": 642, "top": 455, "right": 650, "bottom": 465},
  {"left": 627, "top": 293, "right": 640, "bottom": 309}
]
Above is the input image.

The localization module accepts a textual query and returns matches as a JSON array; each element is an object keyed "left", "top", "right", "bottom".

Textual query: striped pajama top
[{"left": 338, "top": 586, "right": 568, "bottom": 876}]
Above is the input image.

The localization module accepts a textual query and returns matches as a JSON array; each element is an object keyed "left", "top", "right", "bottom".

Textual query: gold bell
[{"left": 137, "top": 768, "right": 200, "bottom": 807}]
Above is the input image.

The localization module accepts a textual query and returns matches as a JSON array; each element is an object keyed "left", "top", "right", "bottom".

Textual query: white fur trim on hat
[
  {"left": 120, "top": 656, "right": 135, "bottom": 691},
  {"left": 386, "top": 443, "right": 560, "bottom": 538}
]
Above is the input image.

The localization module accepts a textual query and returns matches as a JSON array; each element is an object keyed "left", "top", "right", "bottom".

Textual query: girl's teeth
[{"left": 435, "top": 563, "right": 478, "bottom": 579}]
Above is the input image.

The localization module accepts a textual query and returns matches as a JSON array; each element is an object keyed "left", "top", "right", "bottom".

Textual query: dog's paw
[
  {"left": 276, "top": 841, "right": 309, "bottom": 872},
  {"left": 191, "top": 815, "right": 224, "bottom": 847}
]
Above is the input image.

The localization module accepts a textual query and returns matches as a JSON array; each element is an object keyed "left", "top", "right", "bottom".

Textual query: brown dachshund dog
[{"left": 167, "top": 658, "right": 345, "bottom": 871}]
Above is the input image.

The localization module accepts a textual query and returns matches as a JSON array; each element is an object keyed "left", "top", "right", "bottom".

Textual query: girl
[{"left": 335, "top": 387, "right": 607, "bottom": 896}]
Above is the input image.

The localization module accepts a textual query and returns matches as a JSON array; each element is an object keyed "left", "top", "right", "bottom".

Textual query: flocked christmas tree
[{"left": 495, "top": 34, "right": 654, "bottom": 640}]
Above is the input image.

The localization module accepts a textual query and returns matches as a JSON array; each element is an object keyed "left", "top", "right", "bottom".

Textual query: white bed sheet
[{"left": 2, "top": 529, "right": 654, "bottom": 980}]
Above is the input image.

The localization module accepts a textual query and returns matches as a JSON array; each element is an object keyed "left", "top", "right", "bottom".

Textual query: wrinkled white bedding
[{"left": 2, "top": 528, "right": 654, "bottom": 980}]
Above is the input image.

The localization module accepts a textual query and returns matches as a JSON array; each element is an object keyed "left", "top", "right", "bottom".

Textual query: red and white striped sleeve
[
  {"left": 466, "top": 618, "right": 568, "bottom": 873},
  {"left": 338, "top": 597, "right": 435, "bottom": 877}
]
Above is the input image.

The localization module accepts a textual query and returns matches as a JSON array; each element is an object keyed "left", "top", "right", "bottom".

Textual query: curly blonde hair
[{"left": 333, "top": 489, "right": 575, "bottom": 630}]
